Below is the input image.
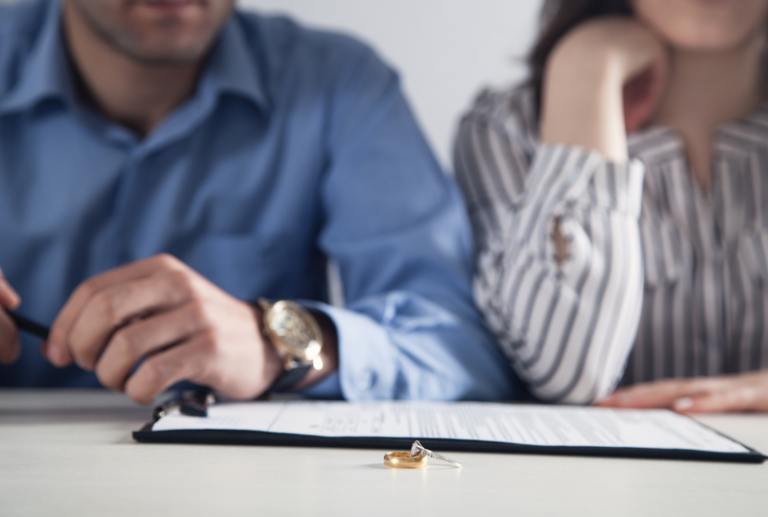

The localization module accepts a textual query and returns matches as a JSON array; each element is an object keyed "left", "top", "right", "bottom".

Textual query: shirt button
[{"left": 357, "top": 369, "right": 376, "bottom": 391}]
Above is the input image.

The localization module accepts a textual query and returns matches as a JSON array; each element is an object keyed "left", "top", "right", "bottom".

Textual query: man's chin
[
  {"left": 126, "top": 48, "right": 208, "bottom": 66},
  {"left": 114, "top": 36, "right": 213, "bottom": 66},
  {"left": 66, "top": 0, "right": 233, "bottom": 67}
]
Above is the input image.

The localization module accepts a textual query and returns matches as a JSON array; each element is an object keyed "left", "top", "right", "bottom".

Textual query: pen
[{"left": 3, "top": 309, "right": 50, "bottom": 340}]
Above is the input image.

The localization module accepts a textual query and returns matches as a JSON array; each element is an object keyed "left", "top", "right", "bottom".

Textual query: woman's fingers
[
  {"left": 599, "top": 374, "right": 768, "bottom": 413},
  {"left": 672, "top": 392, "right": 737, "bottom": 414},
  {"left": 674, "top": 377, "right": 768, "bottom": 414},
  {"left": 598, "top": 379, "right": 705, "bottom": 408}
]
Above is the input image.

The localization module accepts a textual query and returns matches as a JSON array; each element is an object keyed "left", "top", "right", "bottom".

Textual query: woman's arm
[{"left": 456, "top": 18, "right": 667, "bottom": 404}]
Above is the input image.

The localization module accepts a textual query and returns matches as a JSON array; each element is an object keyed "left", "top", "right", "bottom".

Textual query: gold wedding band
[{"left": 383, "top": 452, "right": 428, "bottom": 469}]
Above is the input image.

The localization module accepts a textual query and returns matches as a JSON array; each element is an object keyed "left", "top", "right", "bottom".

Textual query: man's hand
[
  {"left": 45, "top": 254, "right": 284, "bottom": 404},
  {"left": 597, "top": 372, "right": 768, "bottom": 413},
  {"left": 541, "top": 16, "right": 669, "bottom": 160},
  {"left": 0, "top": 266, "right": 21, "bottom": 365}
]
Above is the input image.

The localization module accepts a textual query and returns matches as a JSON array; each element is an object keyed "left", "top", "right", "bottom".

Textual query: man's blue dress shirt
[{"left": 0, "top": 0, "right": 520, "bottom": 400}]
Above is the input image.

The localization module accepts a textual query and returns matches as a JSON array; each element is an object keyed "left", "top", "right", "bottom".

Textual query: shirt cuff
[
  {"left": 531, "top": 144, "right": 645, "bottom": 217},
  {"left": 300, "top": 371, "right": 342, "bottom": 399},
  {"left": 297, "top": 300, "right": 396, "bottom": 401}
]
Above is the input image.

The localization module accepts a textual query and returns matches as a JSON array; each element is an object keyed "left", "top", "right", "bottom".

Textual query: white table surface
[{"left": 1, "top": 390, "right": 767, "bottom": 517}]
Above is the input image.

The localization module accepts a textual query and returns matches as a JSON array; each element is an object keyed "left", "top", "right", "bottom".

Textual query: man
[{"left": 0, "top": 0, "right": 520, "bottom": 403}]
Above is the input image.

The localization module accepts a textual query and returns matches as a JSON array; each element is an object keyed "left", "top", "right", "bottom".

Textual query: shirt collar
[
  {"left": 0, "top": 0, "right": 75, "bottom": 115},
  {"left": 715, "top": 103, "right": 768, "bottom": 155},
  {"left": 0, "top": 1, "right": 270, "bottom": 117},
  {"left": 202, "top": 16, "right": 271, "bottom": 114}
]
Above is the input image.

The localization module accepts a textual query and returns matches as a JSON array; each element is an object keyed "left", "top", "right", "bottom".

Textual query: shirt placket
[{"left": 692, "top": 163, "right": 726, "bottom": 377}]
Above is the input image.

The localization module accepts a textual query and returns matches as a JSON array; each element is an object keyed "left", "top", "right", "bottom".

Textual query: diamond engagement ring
[{"left": 410, "top": 440, "right": 462, "bottom": 468}]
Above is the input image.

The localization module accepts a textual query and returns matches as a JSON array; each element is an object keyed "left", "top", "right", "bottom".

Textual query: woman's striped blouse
[{"left": 454, "top": 87, "right": 768, "bottom": 404}]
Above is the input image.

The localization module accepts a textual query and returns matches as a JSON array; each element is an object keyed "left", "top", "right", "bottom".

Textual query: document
[{"left": 150, "top": 401, "right": 749, "bottom": 455}]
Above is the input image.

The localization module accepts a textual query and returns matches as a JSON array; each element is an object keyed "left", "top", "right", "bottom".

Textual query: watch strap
[{"left": 268, "top": 363, "right": 313, "bottom": 393}]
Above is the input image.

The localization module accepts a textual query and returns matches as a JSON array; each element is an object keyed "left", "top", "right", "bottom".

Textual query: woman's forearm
[
  {"left": 541, "top": 47, "right": 628, "bottom": 161},
  {"left": 540, "top": 18, "right": 667, "bottom": 161}
]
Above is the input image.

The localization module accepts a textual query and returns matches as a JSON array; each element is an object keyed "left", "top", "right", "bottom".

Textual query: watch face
[{"left": 265, "top": 301, "right": 322, "bottom": 360}]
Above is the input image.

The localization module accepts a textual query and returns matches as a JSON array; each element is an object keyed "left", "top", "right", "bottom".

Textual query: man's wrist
[{"left": 292, "top": 309, "right": 339, "bottom": 391}]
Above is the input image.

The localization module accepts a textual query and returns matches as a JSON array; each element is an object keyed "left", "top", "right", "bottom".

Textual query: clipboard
[{"left": 133, "top": 396, "right": 767, "bottom": 464}]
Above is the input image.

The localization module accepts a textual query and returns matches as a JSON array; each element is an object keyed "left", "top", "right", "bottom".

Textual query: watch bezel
[{"left": 260, "top": 299, "right": 323, "bottom": 366}]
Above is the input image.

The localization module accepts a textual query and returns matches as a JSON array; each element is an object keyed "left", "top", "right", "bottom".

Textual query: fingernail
[
  {"left": 48, "top": 346, "right": 64, "bottom": 366},
  {"left": 9, "top": 285, "right": 20, "bottom": 304},
  {"left": 674, "top": 397, "right": 694, "bottom": 410},
  {"left": 1, "top": 281, "right": 21, "bottom": 309}
]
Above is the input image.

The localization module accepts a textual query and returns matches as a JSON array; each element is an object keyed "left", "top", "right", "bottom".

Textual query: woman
[{"left": 455, "top": 0, "right": 768, "bottom": 411}]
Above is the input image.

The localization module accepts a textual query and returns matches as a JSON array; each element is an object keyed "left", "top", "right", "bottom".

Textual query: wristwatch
[{"left": 258, "top": 298, "right": 324, "bottom": 392}]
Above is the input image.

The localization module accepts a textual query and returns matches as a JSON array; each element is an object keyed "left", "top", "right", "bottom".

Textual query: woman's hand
[
  {"left": 597, "top": 372, "right": 768, "bottom": 413},
  {"left": 0, "top": 266, "right": 21, "bottom": 365},
  {"left": 540, "top": 17, "right": 669, "bottom": 161}
]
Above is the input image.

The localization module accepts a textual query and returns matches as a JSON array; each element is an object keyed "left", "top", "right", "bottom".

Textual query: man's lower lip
[{"left": 140, "top": 0, "right": 199, "bottom": 13}]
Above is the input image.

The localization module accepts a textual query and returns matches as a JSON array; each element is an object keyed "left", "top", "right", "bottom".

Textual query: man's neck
[
  {"left": 650, "top": 35, "right": 765, "bottom": 188},
  {"left": 62, "top": 2, "right": 202, "bottom": 138}
]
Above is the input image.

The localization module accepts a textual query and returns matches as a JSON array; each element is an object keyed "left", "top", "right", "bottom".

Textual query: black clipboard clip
[{"left": 153, "top": 390, "right": 217, "bottom": 422}]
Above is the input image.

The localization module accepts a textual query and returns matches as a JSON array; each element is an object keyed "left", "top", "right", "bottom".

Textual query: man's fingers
[
  {"left": 0, "top": 271, "right": 21, "bottom": 310},
  {"left": 53, "top": 266, "right": 197, "bottom": 369},
  {"left": 0, "top": 309, "right": 20, "bottom": 365},
  {"left": 95, "top": 303, "right": 206, "bottom": 391},
  {"left": 124, "top": 335, "right": 213, "bottom": 404},
  {"left": 48, "top": 254, "right": 185, "bottom": 364}
]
